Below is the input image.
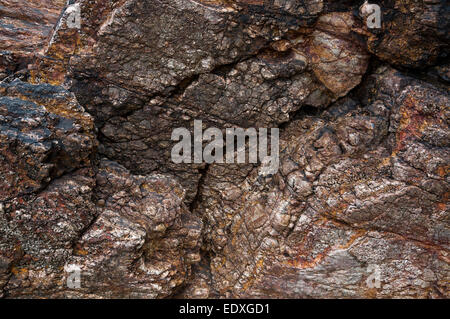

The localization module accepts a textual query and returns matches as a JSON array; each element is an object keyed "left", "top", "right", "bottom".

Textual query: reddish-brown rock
[
  {"left": 0, "top": 0, "right": 448, "bottom": 299},
  {"left": 0, "top": 0, "right": 65, "bottom": 79}
]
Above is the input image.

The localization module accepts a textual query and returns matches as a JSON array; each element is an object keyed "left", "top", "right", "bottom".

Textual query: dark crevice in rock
[{"left": 189, "top": 164, "right": 210, "bottom": 214}]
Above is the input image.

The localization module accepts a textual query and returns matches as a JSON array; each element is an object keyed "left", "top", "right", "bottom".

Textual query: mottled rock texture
[
  {"left": 365, "top": 0, "right": 449, "bottom": 69},
  {"left": 191, "top": 67, "right": 449, "bottom": 298},
  {"left": 0, "top": 0, "right": 66, "bottom": 80},
  {"left": 0, "top": 81, "right": 201, "bottom": 298},
  {"left": 0, "top": 0, "right": 449, "bottom": 298}
]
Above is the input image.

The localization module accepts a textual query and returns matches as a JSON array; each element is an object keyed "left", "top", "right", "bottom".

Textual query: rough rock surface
[
  {"left": 190, "top": 67, "right": 449, "bottom": 298},
  {"left": 34, "top": 0, "right": 372, "bottom": 202},
  {"left": 0, "top": 81, "right": 201, "bottom": 298},
  {"left": 0, "top": 79, "right": 96, "bottom": 201},
  {"left": 0, "top": 0, "right": 449, "bottom": 298},
  {"left": 364, "top": 0, "right": 449, "bottom": 69}
]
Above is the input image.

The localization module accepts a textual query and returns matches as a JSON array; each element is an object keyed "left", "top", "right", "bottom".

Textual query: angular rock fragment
[
  {"left": 0, "top": 0, "right": 65, "bottom": 79},
  {"left": 308, "top": 12, "right": 369, "bottom": 97}
]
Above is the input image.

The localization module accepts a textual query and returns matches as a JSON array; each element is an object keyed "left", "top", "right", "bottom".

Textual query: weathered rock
[
  {"left": 35, "top": 0, "right": 370, "bottom": 202},
  {"left": 34, "top": 0, "right": 325, "bottom": 85},
  {"left": 308, "top": 12, "right": 369, "bottom": 97},
  {"left": 0, "top": 78, "right": 97, "bottom": 297},
  {"left": 1, "top": 160, "right": 202, "bottom": 298},
  {"left": 0, "top": 79, "right": 96, "bottom": 201},
  {"left": 62, "top": 159, "right": 202, "bottom": 298},
  {"left": 1, "top": 168, "right": 97, "bottom": 298},
  {"left": 0, "top": 0, "right": 65, "bottom": 79},
  {"left": 0, "top": 80, "right": 201, "bottom": 298},
  {"left": 0, "top": 0, "right": 448, "bottom": 299}
]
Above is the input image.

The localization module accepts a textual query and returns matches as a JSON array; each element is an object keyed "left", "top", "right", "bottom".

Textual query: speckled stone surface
[{"left": 0, "top": 0, "right": 448, "bottom": 298}]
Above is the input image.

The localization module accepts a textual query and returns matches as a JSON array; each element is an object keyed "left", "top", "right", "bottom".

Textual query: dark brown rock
[
  {"left": 0, "top": 0, "right": 448, "bottom": 299},
  {"left": 0, "top": 80, "right": 201, "bottom": 298},
  {"left": 35, "top": 0, "right": 370, "bottom": 202},
  {"left": 0, "top": 0, "right": 65, "bottom": 79},
  {"left": 191, "top": 67, "right": 449, "bottom": 298},
  {"left": 363, "top": 0, "right": 449, "bottom": 69}
]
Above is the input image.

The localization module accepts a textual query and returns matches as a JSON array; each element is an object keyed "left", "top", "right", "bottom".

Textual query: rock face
[
  {"left": 365, "top": 0, "right": 449, "bottom": 69},
  {"left": 192, "top": 67, "right": 449, "bottom": 298},
  {"left": 34, "top": 0, "right": 371, "bottom": 202},
  {"left": 64, "top": 159, "right": 202, "bottom": 298},
  {"left": 0, "top": 79, "right": 96, "bottom": 201},
  {"left": 0, "top": 0, "right": 66, "bottom": 80},
  {"left": 0, "top": 81, "right": 201, "bottom": 298},
  {"left": 0, "top": 0, "right": 449, "bottom": 298}
]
